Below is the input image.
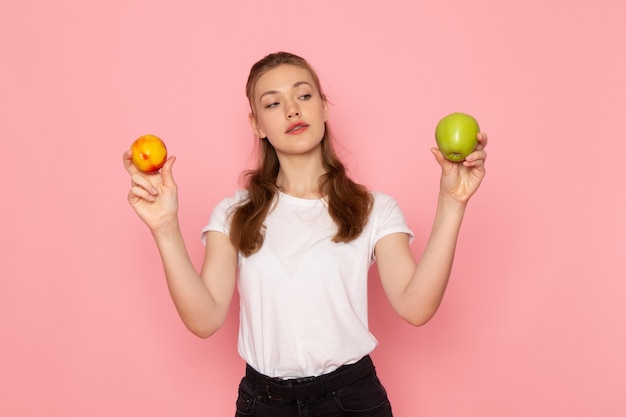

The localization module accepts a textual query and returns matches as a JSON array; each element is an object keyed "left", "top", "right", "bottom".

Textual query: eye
[
  {"left": 265, "top": 102, "right": 279, "bottom": 109},
  {"left": 299, "top": 94, "right": 312, "bottom": 101}
]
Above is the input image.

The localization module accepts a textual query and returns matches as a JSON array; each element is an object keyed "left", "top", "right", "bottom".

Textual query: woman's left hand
[{"left": 431, "top": 132, "right": 488, "bottom": 204}]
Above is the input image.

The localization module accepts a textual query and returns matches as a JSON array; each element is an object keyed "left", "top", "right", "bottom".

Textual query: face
[{"left": 249, "top": 64, "right": 329, "bottom": 158}]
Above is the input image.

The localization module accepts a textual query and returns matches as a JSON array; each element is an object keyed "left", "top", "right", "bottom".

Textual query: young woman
[{"left": 123, "top": 51, "right": 488, "bottom": 417}]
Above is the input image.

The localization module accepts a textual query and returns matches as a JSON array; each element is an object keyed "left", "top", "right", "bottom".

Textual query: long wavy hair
[{"left": 229, "top": 51, "right": 373, "bottom": 256}]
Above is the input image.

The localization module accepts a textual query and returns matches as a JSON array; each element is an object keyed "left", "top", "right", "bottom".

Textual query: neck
[{"left": 275, "top": 152, "right": 326, "bottom": 199}]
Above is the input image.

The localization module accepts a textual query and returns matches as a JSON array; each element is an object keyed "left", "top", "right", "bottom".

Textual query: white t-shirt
[{"left": 201, "top": 190, "right": 413, "bottom": 378}]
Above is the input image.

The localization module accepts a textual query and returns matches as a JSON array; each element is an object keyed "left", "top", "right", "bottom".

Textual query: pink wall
[{"left": 2, "top": 0, "right": 625, "bottom": 415}]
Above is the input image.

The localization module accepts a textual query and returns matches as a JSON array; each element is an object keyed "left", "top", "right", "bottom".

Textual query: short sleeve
[
  {"left": 371, "top": 192, "right": 414, "bottom": 253},
  {"left": 200, "top": 190, "right": 248, "bottom": 245}
]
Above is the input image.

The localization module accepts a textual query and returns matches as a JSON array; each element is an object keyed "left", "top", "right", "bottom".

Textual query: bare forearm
[
  {"left": 404, "top": 194, "right": 466, "bottom": 324},
  {"left": 151, "top": 221, "right": 222, "bottom": 337}
]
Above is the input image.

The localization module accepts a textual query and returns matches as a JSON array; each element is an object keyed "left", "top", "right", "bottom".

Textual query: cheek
[
  {"left": 258, "top": 120, "right": 272, "bottom": 136},
  {"left": 253, "top": 114, "right": 269, "bottom": 133}
]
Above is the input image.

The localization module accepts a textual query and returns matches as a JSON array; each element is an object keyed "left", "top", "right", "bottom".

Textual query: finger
[
  {"left": 463, "top": 158, "right": 485, "bottom": 168},
  {"left": 475, "top": 132, "right": 488, "bottom": 150},
  {"left": 130, "top": 173, "right": 158, "bottom": 196},
  {"left": 431, "top": 147, "right": 461, "bottom": 177},
  {"left": 464, "top": 149, "right": 488, "bottom": 167},
  {"left": 430, "top": 147, "right": 446, "bottom": 166},
  {"left": 160, "top": 156, "right": 177, "bottom": 188},
  {"left": 123, "top": 149, "right": 139, "bottom": 174},
  {"left": 128, "top": 186, "right": 155, "bottom": 203}
]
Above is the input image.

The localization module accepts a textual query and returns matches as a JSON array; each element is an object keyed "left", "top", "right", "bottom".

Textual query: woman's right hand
[{"left": 123, "top": 150, "right": 178, "bottom": 233}]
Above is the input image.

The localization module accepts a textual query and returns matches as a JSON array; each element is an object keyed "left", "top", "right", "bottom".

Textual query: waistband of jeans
[{"left": 244, "top": 355, "right": 374, "bottom": 401}]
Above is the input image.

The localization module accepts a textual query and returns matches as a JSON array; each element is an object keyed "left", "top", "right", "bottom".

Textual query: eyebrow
[{"left": 258, "top": 81, "right": 313, "bottom": 102}]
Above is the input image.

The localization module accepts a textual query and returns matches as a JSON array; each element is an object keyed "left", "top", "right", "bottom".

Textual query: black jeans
[{"left": 234, "top": 355, "right": 393, "bottom": 417}]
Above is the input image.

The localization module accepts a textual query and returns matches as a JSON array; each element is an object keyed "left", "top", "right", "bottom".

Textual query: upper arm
[
  {"left": 374, "top": 232, "right": 417, "bottom": 317},
  {"left": 199, "top": 230, "right": 238, "bottom": 324}
]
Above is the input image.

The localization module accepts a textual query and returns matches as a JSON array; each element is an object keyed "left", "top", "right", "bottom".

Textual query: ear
[
  {"left": 322, "top": 99, "right": 329, "bottom": 122},
  {"left": 248, "top": 112, "right": 265, "bottom": 138}
]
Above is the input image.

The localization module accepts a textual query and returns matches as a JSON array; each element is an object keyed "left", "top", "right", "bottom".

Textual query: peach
[{"left": 130, "top": 134, "right": 167, "bottom": 173}]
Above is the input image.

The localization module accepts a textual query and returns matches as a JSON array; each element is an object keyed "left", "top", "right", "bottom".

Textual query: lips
[{"left": 286, "top": 122, "right": 309, "bottom": 134}]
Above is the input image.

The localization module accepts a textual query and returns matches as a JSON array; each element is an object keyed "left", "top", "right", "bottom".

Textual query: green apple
[{"left": 435, "top": 112, "right": 480, "bottom": 162}]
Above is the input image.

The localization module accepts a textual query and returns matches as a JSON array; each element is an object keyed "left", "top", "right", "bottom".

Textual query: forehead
[{"left": 254, "top": 64, "right": 316, "bottom": 97}]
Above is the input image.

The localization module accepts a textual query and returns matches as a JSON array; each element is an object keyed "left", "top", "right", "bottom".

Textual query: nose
[{"left": 286, "top": 101, "right": 300, "bottom": 119}]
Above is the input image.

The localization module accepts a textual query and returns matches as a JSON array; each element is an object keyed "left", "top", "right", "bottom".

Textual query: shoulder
[
  {"left": 204, "top": 190, "right": 249, "bottom": 235},
  {"left": 371, "top": 191, "right": 402, "bottom": 211},
  {"left": 369, "top": 191, "right": 409, "bottom": 224},
  {"left": 209, "top": 190, "right": 250, "bottom": 223},
  {"left": 368, "top": 191, "right": 414, "bottom": 242},
  {"left": 215, "top": 189, "right": 249, "bottom": 210}
]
